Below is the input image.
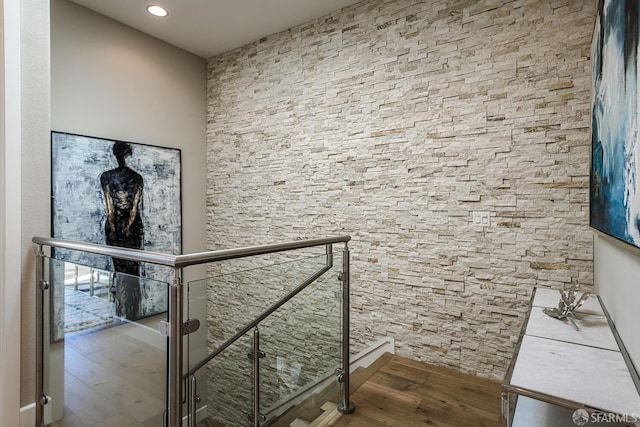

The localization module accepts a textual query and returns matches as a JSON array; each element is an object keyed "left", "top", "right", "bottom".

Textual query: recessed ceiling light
[{"left": 147, "top": 5, "right": 168, "bottom": 17}]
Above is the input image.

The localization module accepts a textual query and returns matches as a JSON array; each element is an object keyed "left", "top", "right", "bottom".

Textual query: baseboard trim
[
  {"left": 183, "top": 404, "right": 208, "bottom": 426},
  {"left": 349, "top": 336, "right": 395, "bottom": 373},
  {"left": 20, "top": 403, "right": 35, "bottom": 427}
]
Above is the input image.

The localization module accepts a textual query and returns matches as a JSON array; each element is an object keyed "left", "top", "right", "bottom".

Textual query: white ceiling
[{"left": 70, "top": 0, "right": 365, "bottom": 58}]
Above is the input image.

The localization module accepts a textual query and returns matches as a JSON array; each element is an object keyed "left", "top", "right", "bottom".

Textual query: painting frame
[
  {"left": 50, "top": 131, "right": 182, "bottom": 340},
  {"left": 590, "top": 0, "right": 640, "bottom": 250}
]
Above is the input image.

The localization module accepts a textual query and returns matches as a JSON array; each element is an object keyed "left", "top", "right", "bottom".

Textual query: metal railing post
[
  {"left": 252, "top": 327, "right": 261, "bottom": 427},
  {"left": 35, "top": 245, "right": 47, "bottom": 427},
  {"left": 338, "top": 242, "right": 355, "bottom": 414},
  {"left": 250, "top": 327, "right": 266, "bottom": 426},
  {"left": 189, "top": 376, "right": 197, "bottom": 427},
  {"left": 167, "top": 269, "right": 183, "bottom": 427}
]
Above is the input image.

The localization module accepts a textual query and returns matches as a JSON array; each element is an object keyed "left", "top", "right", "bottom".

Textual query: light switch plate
[{"left": 472, "top": 211, "right": 490, "bottom": 227}]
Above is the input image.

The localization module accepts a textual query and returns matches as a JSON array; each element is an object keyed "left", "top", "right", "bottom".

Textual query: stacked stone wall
[{"left": 205, "top": 0, "right": 595, "bottom": 380}]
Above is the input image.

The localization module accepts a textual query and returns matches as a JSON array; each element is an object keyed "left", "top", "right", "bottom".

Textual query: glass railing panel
[
  {"left": 186, "top": 248, "right": 341, "bottom": 426},
  {"left": 189, "top": 332, "right": 254, "bottom": 427},
  {"left": 187, "top": 252, "right": 331, "bottom": 367},
  {"left": 259, "top": 250, "right": 343, "bottom": 425},
  {"left": 43, "top": 256, "right": 169, "bottom": 427}
]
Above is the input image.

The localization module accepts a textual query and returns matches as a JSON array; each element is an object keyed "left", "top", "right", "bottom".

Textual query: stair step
[
  {"left": 284, "top": 352, "right": 395, "bottom": 426},
  {"left": 349, "top": 351, "right": 394, "bottom": 391},
  {"left": 309, "top": 402, "right": 338, "bottom": 427}
]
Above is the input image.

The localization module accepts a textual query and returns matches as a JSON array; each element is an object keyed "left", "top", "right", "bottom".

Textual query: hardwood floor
[
  {"left": 52, "top": 325, "right": 501, "bottom": 427},
  {"left": 324, "top": 354, "right": 502, "bottom": 427},
  {"left": 51, "top": 322, "right": 166, "bottom": 427}
]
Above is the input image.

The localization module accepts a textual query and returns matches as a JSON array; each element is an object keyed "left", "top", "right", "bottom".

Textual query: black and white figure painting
[
  {"left": 590, "top": 0, "right": 640, "bottom": 249},
  {"left": 51, "top": 132, "right": 182, "bottom": 322}
]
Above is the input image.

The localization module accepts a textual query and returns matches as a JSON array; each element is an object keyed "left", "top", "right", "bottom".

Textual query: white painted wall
[
  {"left": 16, "top": 0, "right": 207, "bottom": 410},
  {"left": 594, "top": 233, "right": 640, "bottom": 372},
  {"left": 49, "top": 0, "right": 208, "bottom": 282},
  {"left": 17, "top": 0, "right": 52, "bottom": 417},
  {"left": 1, "top": 0, "right": 23, "bottom": 424}
]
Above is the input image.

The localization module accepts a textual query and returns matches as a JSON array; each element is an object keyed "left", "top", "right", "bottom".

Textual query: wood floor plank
[
  {"left": 56, "top": 323, "right": 167, "bottom": 427},
  {"left": 379, "top": 357, "right": 501, "bottom": 411},
  {"left": 327, "top": 354, "right": 502, "bottom": 427}
]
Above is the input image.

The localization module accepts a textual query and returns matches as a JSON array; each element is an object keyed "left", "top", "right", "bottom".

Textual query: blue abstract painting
[{"left": 591, "top": 0, "right": 640, "bottom": 249}]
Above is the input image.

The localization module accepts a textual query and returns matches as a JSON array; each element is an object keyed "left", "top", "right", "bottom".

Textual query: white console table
[{"left": 502, "top": 288, "right": 640, "bottom": 426}]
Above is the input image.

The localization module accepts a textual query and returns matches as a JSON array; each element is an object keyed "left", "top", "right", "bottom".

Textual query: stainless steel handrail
[
  {"left": 174, "top": 235, "right": 349, "bottom": 267},
  {"left": 32, "top": 236, "right": 176, "bottom": 266},
  {"left": 32, "top": 235, "right": 351, "bottom": 267}
]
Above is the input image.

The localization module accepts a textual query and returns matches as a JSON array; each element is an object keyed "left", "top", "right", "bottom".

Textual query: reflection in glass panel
[
  {"left": 188, "top": 253, "right": 331, "bottom": 370},
  {"left": 187, "top": 248, "right": 343, "bottom": 427},
  {"left": 260, "top": 251, "right": 343, "bottom": 423},
  {"left": 191, "top": 333, "right": 253, "bottom": 427},
  {"left": 44, "top": 257, "right": 169, "bottom": 426}
]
